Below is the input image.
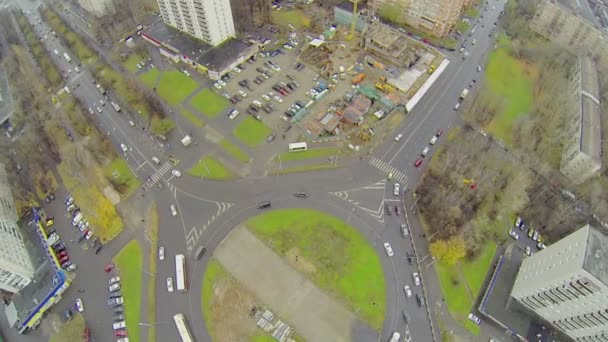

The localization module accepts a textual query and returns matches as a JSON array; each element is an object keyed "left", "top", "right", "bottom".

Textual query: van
[
  {"left": 113, "top": 321, "right": 126, "bottom": 330},
  {"left": 151, "top": 156, "right": 160, "bottom": 165},
  {"left": 454, "top": 103, "right": 461, "bottom": 111},
  {"left": 195, "top": 246, "right": 206, "bottom": 260},
  {"left": 72, "top": 213, "right": 84, "bottom": 226},
  {"left": 64, "top": 86, "right": 71, "bottom": 94}
]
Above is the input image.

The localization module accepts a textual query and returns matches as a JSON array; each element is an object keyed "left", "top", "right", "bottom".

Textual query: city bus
[
  {"left": 175, "top": 254, "right": 187, "bottom": 292},
  {"left": 173, "top": 313, "right": 194, "bottom": 342},
  {"left": 288, "top": 142, "right": 307, "bottom": 152}
]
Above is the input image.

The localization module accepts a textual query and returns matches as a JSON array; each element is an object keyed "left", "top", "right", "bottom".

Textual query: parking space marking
[
  {"left": 369, "top": 157, "right": 408, "bottom": 185},
  {"left": 145, "top": 162, "right": 172, "bottom": 188}
]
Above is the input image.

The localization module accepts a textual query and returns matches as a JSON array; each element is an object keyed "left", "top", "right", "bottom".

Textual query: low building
[
  {"left": 334, "top": 1, "right": 368, "bottom": 33},
  {"left": 560, "top": 57, "right": 602, "bottom": 184},
  {"left": 140, "top": 18, "right": 258, "bottom": 80},
  {"left": 0, "top": 67, "right": 14, "bottom": 126},
  {"left": 363, "top": 23, "right": 417, "bottom": 68}
]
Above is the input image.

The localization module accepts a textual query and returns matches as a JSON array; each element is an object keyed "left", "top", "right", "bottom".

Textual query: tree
[
  {"left": 429, "top": 240, "right": 448, "bottom": 260},
  {"left": 378, "top": 3, "right": 402, "bottom": 25},
  {"left": 443, "top": 237, "right": 467, "bottom": 265}
]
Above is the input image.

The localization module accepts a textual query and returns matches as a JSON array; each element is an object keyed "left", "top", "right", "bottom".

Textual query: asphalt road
[{"left": 6, "top": 0, "right": 508, "bottom": 341}]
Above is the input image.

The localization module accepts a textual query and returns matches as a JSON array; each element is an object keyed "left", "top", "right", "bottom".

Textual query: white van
[
  {"left": 151, "top": 156, "right": 160, "bottom": 165},
  {"left": 72, "top": 212, "right": 84, "bottom": 226}
]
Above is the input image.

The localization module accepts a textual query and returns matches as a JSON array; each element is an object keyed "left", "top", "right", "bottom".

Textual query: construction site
[{"left": 287, "top": 0, "right": 447, "bottom": 145}]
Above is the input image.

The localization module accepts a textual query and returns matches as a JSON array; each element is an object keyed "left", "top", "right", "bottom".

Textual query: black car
[
  {"left": 406, "top": 252, "right": 414, "bottom": 265},
  {"left": 416, "top": 293, "right": 424, "bottom": 308},
  {"left": 293, "top": 192, "right": 308, "bottom": 198},
  {"left": 402, "top": 310, "right": 409, "bottom": 324},
  {"left": 109, "top": 291, "right": 122, "bottom": 299},
  {"left": 114, "top": 307, "right": 124, "bottom": 315},
  {"left": 257, "top": 201, "right": 271, "bottom": 209},
  {"left": 63, "top": 309, "right": 73, "bottom": 321}
]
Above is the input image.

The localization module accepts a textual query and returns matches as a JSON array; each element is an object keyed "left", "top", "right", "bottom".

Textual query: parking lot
[{"left": 213, "top": 43, "right": 323, "bottom": 138}]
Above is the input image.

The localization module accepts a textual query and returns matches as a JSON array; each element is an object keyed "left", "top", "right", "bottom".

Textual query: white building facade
[
  {"left": 511, "top": 225, "right": 608, "bottom": 341},
  {"left": 157, "top": 0, "right": 236, "bottom": 46},
  {"left": 0, "top": 163, "right": 34, "bottom": 293}
]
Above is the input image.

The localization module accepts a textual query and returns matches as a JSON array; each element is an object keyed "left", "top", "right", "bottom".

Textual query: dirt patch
[
  {"left": 103, "top": 185, "right": 121, "bottom": 205},
  {"left": 285, "top": 247, "right": 317, "bottom": 275},
  {"left": 211, "top": 275, "right": 261, "bottom": 342}
]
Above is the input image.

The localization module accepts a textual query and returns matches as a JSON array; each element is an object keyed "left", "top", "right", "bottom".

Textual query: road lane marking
[
  {"left": 369, "top": 157, "right": 408, "bottom": 184},
  {"left": 145, "top": 162, "right": 172, "bottom": 188}
]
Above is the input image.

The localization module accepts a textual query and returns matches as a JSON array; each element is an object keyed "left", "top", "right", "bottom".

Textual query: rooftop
[
  {"left": 582, "top": 225, "right": 608, "bottom": 287},
  {"left": 556, "top": 0, "right": 598, "bottom": 27},
  {"left": 196, "top": 39, "right": 251, "bottom": 72},
  {"left": 335, "top": 1, "right": 367, "bottom": 13},
  {"left": 0, "top": 67, "right": 14, "bottom": 125},
  {"left": 577, "top": 58, "right": 602, "bottom": 164}
]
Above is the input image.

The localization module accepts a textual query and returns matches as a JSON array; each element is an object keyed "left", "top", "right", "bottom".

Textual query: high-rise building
[
  {"left": 157, "top": 0, "right": 236, "bottom": 46},
  {"left": 511, "top": 225, "right": 608, "bottom": 341},
  {"left": 77, "top": 0, "right": 115, "bottom": 17},
  {"left": 369, "top": 0, "right": 471, "bottom": 37},
  {"left": 0, "top": 163, "right": 34, "bottom": 293},
  {"left": 560, "top": 57, "right": 602, "bottom": 184}
]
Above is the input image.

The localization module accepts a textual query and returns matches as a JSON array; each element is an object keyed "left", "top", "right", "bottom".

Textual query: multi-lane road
[{"left": 8, "top": 0, "right": 507, "bottom": 341}]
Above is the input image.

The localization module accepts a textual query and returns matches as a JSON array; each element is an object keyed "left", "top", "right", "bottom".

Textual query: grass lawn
[
  {"left": 271, "top": 10, "right": 311, "bottom": 29},
  {"left": 435, "top": 242, "right": 497, "bottom": 335},
  {"left": 139, "top": 68, "right": 161, "bottom": 89},
  {"left": 484, "top": 37, "right": 535, "bottom": 145},
  {"left": 233, "top": 117, "right": 272, "bottom": 148},
  {"left": 201, "top": 259, "right": 229, "bottom": 337},
  {"left": 180, "top": 106, "right": 205, "bottom": 128},
  {"left": 189, "top": 88, "right": 229, "bottom": 118},
  {"left": 247, "top": 209, "right": 386, "bottom": 329},
  {"left": 219, "top": 139, "right": 250, "bottom": 163},
  {"left": 465, "top": 7, "right": 480, "bottom": 18},
  {"left": 188, "top": 156, "right": 234, "bottom": 180},
  {"left": 103, "top": 158, "right": 141, "bottom": 198},
  {"left": 124, "top": 54, "right": 145, "bottom": 73},
  {"left": 251, "top": 334, "right": 277, "bottom": 342},
  {"left": 114, "top": 241, "right": 144, "bottom": 342},
  {"left": 50, "top": 313, "right": 85, "bottom": 342},
  {"left": 156, "top": 70, "right": 199, "bottom": 105},
  {"left": 276, "top": 147, "right": 339, "bottom": 162}
]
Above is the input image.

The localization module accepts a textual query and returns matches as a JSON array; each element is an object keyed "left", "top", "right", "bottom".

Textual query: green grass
[
  {"left": 276, "top": 147, "right": 339, "bottom": 162},
  {"left": 274, "top": 164, "right": 338, "bottom": 174},
  {"left": 50, "top": 313, "right": 85, "bottom": 342},
  {"left": 233, "top": 117, "right": 272, "bottom": 148},
  {"left": 455, "top": 21, "right": 470, "bottom": 34},
  {"left": 188, "top": 156, "right": 234, "bottom": 180},
  {"left": 435, "top": 242, "right": 497, "bottom": 335},
  {"left": 219, "top": 139, "right": 250, "bottom": 163},
  {"left": 190, "top": 88, "right": 229, "bottom": 118},
  {"left": 247, "top": 209, "right": 386, "bottom": 329},
  {"left": 139, "top": 68, "right": 161, "bottom": 89},
  {"left": 201, "top": 259, "right": 229, "bottom": 337},
  {"left": 271, "top": 10, "right": 311, "bottom": 29},
  {"left": 103, "top": 158, "right": 141, "bottom": 197},
  {"left": 124, "top": 54, "right": 145, "bottom": 73},
  {"left": 180, "top": 107, "right": 205, "bottom": 127},
  {"left": 156, "top": 70, "right": 199, "bottom": 105},
  {"left": 251, "top": 334, "right": 277, "bottom": 342},
  {"left": 484, "top": 38, "right": 535, "bottom": 145},
  {"left": 465, "top": 7, "right": 480, "bottom": 18},
  {"left": 114, "top": 241, "right": 144, "bottom": 342}
]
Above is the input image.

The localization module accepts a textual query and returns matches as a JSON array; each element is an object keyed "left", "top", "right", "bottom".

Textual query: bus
[
  {"left": 175, "top": 254, "right": 187, "bottom": 292},
  {"left": 173, "top": 313, "right": 194, "bottom": 342},
  {"left": 288, "top": 142, "right": 307, "bottom": 152}
]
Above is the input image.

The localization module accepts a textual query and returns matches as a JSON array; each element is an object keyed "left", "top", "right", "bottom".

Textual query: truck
[
  {"left": 110, "top": 101, "right": 121, "bottom": 112},
  {"left": 63, "top": 52, "right": 71, "bottom": 62},
  {"left": 351, "top": 73, "right": 366, "bottom": 85},
  {"left": 460, "top": 88, "right": 469, "bottom": 99},
  {"left": 181, "top": 135, "right": 192, "bottom": 147}
]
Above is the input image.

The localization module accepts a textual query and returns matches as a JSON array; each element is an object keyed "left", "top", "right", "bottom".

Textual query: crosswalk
[
  {"left": 369, "top": 157, "right": 407, "bottom": 184},
  {"left": 145, "top": 162, "right": 172, "bottom": 188}
]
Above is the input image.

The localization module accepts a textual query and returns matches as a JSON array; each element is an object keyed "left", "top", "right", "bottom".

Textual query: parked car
[
  {"left": 395, "top": 134, "right": 403, "bottom": 142},
  {"left": 403, "top": 285, "right": 412, "bottom": 298},
  {"left": 159, "top": 247, "right": 165, "bottom": 261},
  {"left": 413, "top": 272, "right": 421, "bottom": 286},
  {"left": 114, "top": 314, "right": 125, "bottom": 322},
  {"left": 167, "top": 277, "right": 174, "bottom": 293},
  {"left": 430, "top": 136, "right": 438, "bottom": 145},
  {"left": 468, "top": 313, "right": 481, "bottom": 324},
  {"left": 107, "top": 297, "right": 124, "bottom": 307},
  {"left": 109, "top": 276, "right": 121, "bottom": 285},
  {"left": 401, "top": 224, "right": 409, "bottom": 237},
  {"left": 75, "top": 298, "right": 84, "bottom": 312},
  {"left": 509, "top": 230, "right": 519, "bottom": 240},
  {"left": 383, "top": 242, "right": 394, "bottom": 257},
  {"left": 109, "top": 283, "right": 121, "bottom": 292},
  {"left": 170, "top": 205, "right": 177, "bottom": 217},
  {"left": 406, "top": 252, "right": 414, "bottom": 265}
]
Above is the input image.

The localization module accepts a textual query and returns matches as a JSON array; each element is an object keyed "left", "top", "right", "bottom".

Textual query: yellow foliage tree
[
  {"left": 429, "top": 239, "right": 448, "bottom": 260},
  {"left": 429, "top": 237, "right": 467, "bottom": 266}
]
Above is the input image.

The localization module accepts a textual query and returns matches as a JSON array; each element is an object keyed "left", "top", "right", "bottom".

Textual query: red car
[
  {"left": 105, "top": 263, "right": 115, "bottom": 273},
  {"left": 436, "top": 129, "right": 443, "bottom": 137},
  {"left": 115, "top": 329, "right": 128, "bottom": 337},
  {"left": 58, "top": 251, "right": 67, "bottom": 258},
  {"left": 414, "top": 159, "right": 423, "bottom": 167},
  {"left": 59, "top": 256, "right": 69, "bottom": 263},
  {"left": 83, "top": 328, "right": 91, "bottom": 342}
]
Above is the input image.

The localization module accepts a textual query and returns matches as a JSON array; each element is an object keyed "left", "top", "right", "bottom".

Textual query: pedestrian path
[
  {"left": 145, "top": 161, "right": 172, "bottom": 188},
  {"left": 369, "top": 156, "right": 407, "bottom": 184}
]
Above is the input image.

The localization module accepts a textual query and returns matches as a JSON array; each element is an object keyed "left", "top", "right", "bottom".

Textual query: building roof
[
  {"left": 196, "top": 39, "right": 251, "bottom": 72},
  {"left": 582, "top": 226, "right": 608, "bottom": 287},
  {"left": 578, "top": 57, "right": 602, "bottom": 164},
  {"left": 0, "top": 67, "right": 14, "bottom": 125},
  {"left": 335, "top": 1, "right": 367, "bottom": 13},
  {"left": 556, "top": 0, "right": 598, "bottom": 27}
]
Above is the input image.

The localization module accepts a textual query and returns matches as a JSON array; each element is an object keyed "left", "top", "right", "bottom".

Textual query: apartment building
[
  {"left": 157, "top": 0, "right": 235, "bottom": 46},
  {"left": 369, "top": 0, "right": 470, "bottom": 37},
  {"left": 0, "top": 163, "right": 34, "bottom": 293},
  {"left": 560, "top": 57, "right": 602, "bottom": 184},
  {"left": 530, "top": 0, "right": 608, "bottom": 71},
  {"left": 77, "top": 0, "right": 115, "bottom": 17},
  {"left": 511, "top": 225, "right": 608, "bottom": 341}
]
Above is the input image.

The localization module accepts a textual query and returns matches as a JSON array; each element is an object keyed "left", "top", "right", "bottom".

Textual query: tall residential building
[
  {"left": 511, "top": 225, "right": 608, "bottom": 341},
  {"left": 77, "top": 0, "right": 115, "bottom": 17},
  {"left": 157, "top": 0, "right": 236, "bottom": 46},
  {"left": 0, "top": 163, "right": 34, "bottom": 293},
  {"left": 560, "top": 57, "right": 602, "bottom": 184},
  {"left": 369, "top": 0, "right": 470, "bottom": 37}
]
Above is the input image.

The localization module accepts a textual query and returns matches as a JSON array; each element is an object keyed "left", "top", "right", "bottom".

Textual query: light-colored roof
[{"left": 578, "top": 57, "right": 602, "bottom": 163}]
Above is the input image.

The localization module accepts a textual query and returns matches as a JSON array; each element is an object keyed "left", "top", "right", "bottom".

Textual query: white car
[
  {"left": 468, "top": 313, "right": 481, "bottom": 325},
  {"left": 389, "top": 332, "right": 401, "bottom": 342},
  {"left": 394, "top": 134, "right": 403, "bottom": 142},
  {"left": 213, "top": 82, "right": 222, "bottom": 89},
  {"left": 413, "top": 272, "right": 421, "bottom": 286},
  {"left": 113, "top": 321, "right": 126, "bottom": 330},
  {"left": 75, "top": 298, "right": 84, "bottom": 312},
  {"left": 509, "top": 230, "right": 519, "bottom": 240},
  {"left": 393, "top": 183, "right": 400, "bottom": 196},
  {"left": 171, "top": 169, "right": 182, "bottom": 178},
  {"left": 430, "top": 136, "right": 438, "bottom": 145},
  {"left": 96, "top": 106, "right": 102, "bottom": 113},
  {"left": 170, "top": 204, "right": 177, "bottom": 217},
  {"left": 273, "top": 95, "right": 283, "bottom": 103},
  {"left": 421, "top": 147, "right": 430, "bottom": 157},
  {"left": 120, "top": 144, "right": 128, "bottom": 153},
  {"left": 109, "top": 276, "right": 121, "bottom": 285},
  {"left": 218, "top": 80, "right": 227, "bottom": 87},
  {"left": 158, "top": 246, "right": 165, "bottom": 261},
  {"left": 383, "top": 242, "right": 394, "bottom": 257},
  {"left": 238, "top": 90, "right": 248, "bottom": 98},
  {"left": 109, "top": 283, "right": 121, "bottom": 292},
  {"left": 261, "top": 94, "right": 271, "bottom": 101},
  {"left": 228, "top": 109, "right": 239, "bottom": 119},
  {"left": 403, "top": 285, "right": 412, "bottom": 298},
  {"left": 166, "top": 277, "right": 174, "bottom": 293},
  {"left": 525, "top": 246, "right": 532, "bottom": 256},
  {"left": 85, "top": 230, "right": 93, "bottom": 240},
  {"left": 66, "top": 264, "right": 77, "bottom": 271}
]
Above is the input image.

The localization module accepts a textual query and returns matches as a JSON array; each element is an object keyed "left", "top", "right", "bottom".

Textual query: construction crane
[{"left": 346, "top": 0, "right": 359, "bottom": 41}]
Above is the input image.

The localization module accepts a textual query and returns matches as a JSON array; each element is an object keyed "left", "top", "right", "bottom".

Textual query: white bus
[
  {"left": 173, "top": 313, "right": 194, "bottom": 342},
  {"left": 288, "top": 142, "right": 307, "bottom": 152},
  {"left": 175, "top": 254, "right": 187, "bottom": 292}
]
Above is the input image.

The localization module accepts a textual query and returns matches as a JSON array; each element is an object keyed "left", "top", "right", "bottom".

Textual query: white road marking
[
  {"left": 145, "top": 162, "right": 172, "bottom": 188},
  {"left": 369, "top": 157, "right": 408, "bottom": 185}
]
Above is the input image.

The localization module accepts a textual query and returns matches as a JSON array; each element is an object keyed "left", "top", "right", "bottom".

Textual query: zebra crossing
[
  {"left": 145, "top": 161, "right": 172, "bottom": 188},
  {"left": 369, "top": 156, "right": 407, "bottom": 184}
]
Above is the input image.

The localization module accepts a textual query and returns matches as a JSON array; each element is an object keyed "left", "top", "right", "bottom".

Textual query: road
[{"left": 6, "top": 0, "right": 508, "bottom": 341}]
